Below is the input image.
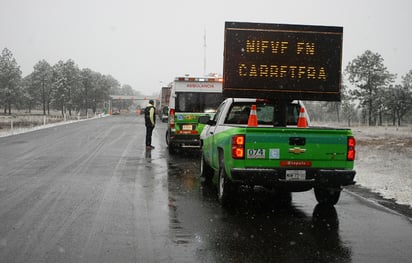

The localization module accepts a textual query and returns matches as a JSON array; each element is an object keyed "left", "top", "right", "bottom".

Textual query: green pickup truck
[
  {"left": 200, "top": 21, "right": 356, "bottom": 206},
  {"left": 199, "top": 98, "right": 356, "bottom": 205}
]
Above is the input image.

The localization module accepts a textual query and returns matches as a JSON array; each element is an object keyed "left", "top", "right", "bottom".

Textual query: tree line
[
  {"left": 1, "top": 47, "right": 412, "bottom": 126},
  {"left": 0, "top": 48, "right": 141, "bottom": 116},
  {"left": 345, "top": 50, "right": 412, "bottom": 126},
  {"left": 305, "top": 50, "right": 412, "bottom": 127}
]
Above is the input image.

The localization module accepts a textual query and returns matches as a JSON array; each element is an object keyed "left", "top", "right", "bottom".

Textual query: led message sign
[{"left": 223, "top": 22, "right": 343, "bottom": 101}]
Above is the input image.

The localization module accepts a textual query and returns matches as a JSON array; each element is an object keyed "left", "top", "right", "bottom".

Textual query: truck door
[{"left": 202, "top": 100, "right": 227, "bottom": 167}]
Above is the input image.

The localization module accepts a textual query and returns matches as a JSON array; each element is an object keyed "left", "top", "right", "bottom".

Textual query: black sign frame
[{"left": 223, "top": 21, "right": 343, "bottom": 101}]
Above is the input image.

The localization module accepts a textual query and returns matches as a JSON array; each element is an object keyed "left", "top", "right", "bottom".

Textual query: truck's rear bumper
[{"left": 230, "top": 168, "right": 356, "bottom": 190}]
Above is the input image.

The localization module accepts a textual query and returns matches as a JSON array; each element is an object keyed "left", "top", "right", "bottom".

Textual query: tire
[
  {"left": 200, "top": 152, "right": 213, "bottom": 182},
  {"left": 218, "top": 163, "right": 235, "bottom": 205},
  {"left": 314, "top": 187, "right": 341, "bottom": 206},
  {"left": 166, "top": 130, "right": 177, "bottom": 154},
  {"left": 168, "top": 144, "right": 177, "bottom": 154},
  {"left": 274, "top": 191, "right": 292, "bottom": 206},
  {"left": 165, "top": 130, "right": 169, "bottom": 145},
  {"left": 312, "top": 204, "right": 339, "bottom": 230}
]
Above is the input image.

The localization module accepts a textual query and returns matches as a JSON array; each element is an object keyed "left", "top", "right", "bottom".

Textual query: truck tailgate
[{"left": 243, "top": 127, "right": 354, "bottom": 169}]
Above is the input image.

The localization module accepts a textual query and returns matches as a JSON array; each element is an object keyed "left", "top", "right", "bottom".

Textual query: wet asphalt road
[{"left": 0, "top": 114, "right": 411, "bottom": 263}]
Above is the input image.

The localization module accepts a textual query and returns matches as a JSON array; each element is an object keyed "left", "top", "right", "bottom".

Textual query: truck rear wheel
[
  {"left": 314, "top": 187, "right": 341, "bottom": 206},
  {"left": 274, "top": 191, "right": 292, "bottom": 205},
  {"left": 218, "top": 164, "right": 235, "bottom": 205}
]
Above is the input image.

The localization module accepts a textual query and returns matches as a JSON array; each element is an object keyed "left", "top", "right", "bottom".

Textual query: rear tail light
[
  {"left": 169, "top": 108, "right": 175, "bottom": 128},
  {"left": 347, "top": 136, "right": 356, "bottom": 161},
  {"left": 232, "top": 135, "right": 245, "bottom": 159}
]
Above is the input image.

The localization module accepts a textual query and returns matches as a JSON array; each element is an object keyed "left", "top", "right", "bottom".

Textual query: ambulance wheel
[
  {"left": 166, "top": 130, "right": 177, "bottom": 154},
  {"left": 168, "top": 144, "right": 177, "bottom": 154}
]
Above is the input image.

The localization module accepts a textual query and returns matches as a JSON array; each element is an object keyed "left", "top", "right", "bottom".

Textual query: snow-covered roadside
[
  {"left": 352, "top": 126, "right": 412, "bottom": 208},
  {"left": 0, "top": 114, "right": 108, "bottom": 138}
]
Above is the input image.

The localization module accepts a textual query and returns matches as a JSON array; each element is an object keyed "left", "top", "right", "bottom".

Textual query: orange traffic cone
[
  {"left": 297, "top": 107, "right": 308, "bottom": 128},
  {"left": 248, "top": 104, "right": 258, "bottom": 127}
]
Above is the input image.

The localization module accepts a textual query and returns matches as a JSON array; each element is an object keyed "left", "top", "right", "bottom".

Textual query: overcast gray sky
[{"left": 1, "top": 0, "right": 411, "bottom": 95}]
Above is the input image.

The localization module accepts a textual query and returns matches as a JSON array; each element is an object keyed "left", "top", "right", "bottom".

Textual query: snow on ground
[
  {"left": 0, "top": 114, "right": 107, "bottom": 138},
  {"left": 351, "top": 125, "right": 412, "bottom": 208},
  {"left": 1, "top": 118, "right": 411, "bottom": 208}
]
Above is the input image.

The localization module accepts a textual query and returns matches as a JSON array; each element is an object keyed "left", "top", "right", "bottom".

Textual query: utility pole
[{"left": 203, "top": 28, "right": 207, "bottom": 76}]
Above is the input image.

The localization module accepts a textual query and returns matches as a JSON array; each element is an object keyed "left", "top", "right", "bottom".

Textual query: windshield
[
  {"left": 175, "top": 92, "right": 222, "bottom": 113},
  {"left": 224, "top": 101, "right": 300, "bottom": 126}
]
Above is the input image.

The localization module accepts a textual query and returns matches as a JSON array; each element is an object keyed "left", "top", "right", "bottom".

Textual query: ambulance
[{"left": 166, "top": 75, "right": 223, "bottom": 154}]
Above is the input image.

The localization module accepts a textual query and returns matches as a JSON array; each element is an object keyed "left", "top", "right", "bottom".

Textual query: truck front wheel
[
  {"left": 314, "top": 187, "right": 341, "bottom": 206},
  {"left": 200, "top": 152, "right": 213, "bottom": 182}
]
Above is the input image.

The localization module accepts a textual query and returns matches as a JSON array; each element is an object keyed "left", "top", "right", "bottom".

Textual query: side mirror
[{"left": 198, "top": 115, "right": 216, "bottom": 126}]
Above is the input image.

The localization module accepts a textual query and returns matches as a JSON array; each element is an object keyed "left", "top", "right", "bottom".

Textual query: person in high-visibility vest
[{"left": 144, "top": 100, "right": 156, "bottom": 150}]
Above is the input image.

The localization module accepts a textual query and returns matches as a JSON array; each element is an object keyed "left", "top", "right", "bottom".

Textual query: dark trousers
[{"left": 145, "top": 125, "right": 154, "bottom": 146}]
